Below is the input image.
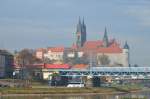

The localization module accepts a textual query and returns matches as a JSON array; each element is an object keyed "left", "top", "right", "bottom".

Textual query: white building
[{"left": 44, "top": 47, "right": 64, "bottom": 61}]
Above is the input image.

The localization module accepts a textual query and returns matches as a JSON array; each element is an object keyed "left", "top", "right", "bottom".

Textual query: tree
[
  {"left": 17, "top": 49, "right": 37, "bottom": 65},
  {"left": 63, "top": 51, "right": 78, "bottom": 65},
  {"left": 16, "top": 49, "right": 40, "bottom": 82},
  {"left": 98, "top": 54, "right": 110, "bottom": 65},
  {"left": 43, "top": 57, "right": 52, "bottom": 64}
]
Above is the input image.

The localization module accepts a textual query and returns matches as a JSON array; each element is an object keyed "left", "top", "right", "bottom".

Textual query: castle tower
[
  {"left": 123, "top": 41, "right": 130, "bottom": 66},
  {"left": 103, "top": 27, "right": 109, "bottom": 47},
  {"left": 76, "top": 17, "right": 87, "bottom": 48}
]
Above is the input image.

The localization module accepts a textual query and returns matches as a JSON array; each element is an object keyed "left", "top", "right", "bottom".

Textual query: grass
[
  {"left": 0, "top": 79, "right": 143, "bottom": 95},
  {"left": 111, "top": 83, "right": 142, "bottom": 92},
  {"left": 0, "top": 87, "right": 121, "bottom": 95},
  {"left": 121, "top": 97, "right": 147, "bottom": 99}
]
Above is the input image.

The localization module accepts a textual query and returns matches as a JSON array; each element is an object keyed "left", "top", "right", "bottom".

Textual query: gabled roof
[
  {"left": 82, "top": 40, "right": 122, "bottom": 53},
  {"left": 44, "top": 64, "right": 70, "bottom": 69},
  {"left": 72, "top": 64, "right": 88, "bottom": 69}
]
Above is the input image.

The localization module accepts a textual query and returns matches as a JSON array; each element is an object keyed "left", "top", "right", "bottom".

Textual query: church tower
[
  {"left": 103, "top": 27, "right": 109, "bottom": 47},
  {"left": 76, "top": 17, "right": 87, "bottom": 48},
  {"left": 123, "top": 41, "right": 130, "bottom": 66}
]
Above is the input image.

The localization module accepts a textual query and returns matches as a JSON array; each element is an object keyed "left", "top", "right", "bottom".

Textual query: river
[{"left": 1, "top": 92, "right": 150, "bottom": 99}]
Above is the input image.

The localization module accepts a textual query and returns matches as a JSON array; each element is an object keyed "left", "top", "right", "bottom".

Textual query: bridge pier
[
  {"left": 84, "top": 76, "right": 101, "bottom": 87},
  {"left": 85, "top": 76, "right": 93, "bottom": 87}
]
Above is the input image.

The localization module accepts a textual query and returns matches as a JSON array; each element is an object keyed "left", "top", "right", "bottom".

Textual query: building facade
[
  {"left": 0, "top": 50, "right": 14, "bottom": 78},
  {"left": 79, "top": 28, "right": 129, "bottom": 66},
  {"left": 44, "top": 47, "right": 64, "bottom": 61}
]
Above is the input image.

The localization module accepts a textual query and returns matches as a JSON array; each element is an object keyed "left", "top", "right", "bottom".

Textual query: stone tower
[{"left": 123, "top": 41, "right": 130, "bottom": 66}]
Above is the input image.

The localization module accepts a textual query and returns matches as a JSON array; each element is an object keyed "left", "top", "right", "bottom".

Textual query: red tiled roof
[
  {"left": 82, "top": 40, "right": 122, "bottom": 53},
  {"left": 72, "top": 64, "right": 88, "bottom": 69},
  {"left": 13, "top": 63, "right": 71, "bottom": 69},
  {"left": 48, "top": 47, "right": 64, "bottom": 52},
  {"left": 45, "top": 64, "right": 70, "bottom": 69},
  {"left": 83, "top": 40, "right": 103, "bottom": 49},
  {"left": 96, "top": 47, "right": 122, "bottom": 53},
  {"left": 97, "top": 41, "right": 122, "bottom": 53}
]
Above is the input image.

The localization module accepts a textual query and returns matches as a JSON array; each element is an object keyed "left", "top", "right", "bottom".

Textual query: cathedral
[
  {"left": 35, "top": 18, "right": 130, "bottom": 67},
  {"left": 74, "top": 18, "right": 130, "bottom": 66}
]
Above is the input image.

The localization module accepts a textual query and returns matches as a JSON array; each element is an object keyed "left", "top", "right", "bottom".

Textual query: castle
[
  {"left": 36, "top": 18, "right": 130, "bottom": 67},
  {"left": 74, "top": 18, "right": 129, "bottom": 66}
]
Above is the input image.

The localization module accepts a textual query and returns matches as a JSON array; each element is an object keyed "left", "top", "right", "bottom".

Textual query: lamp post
[{"left": 12, "top": 71, "right": 15, "bottom": 87}]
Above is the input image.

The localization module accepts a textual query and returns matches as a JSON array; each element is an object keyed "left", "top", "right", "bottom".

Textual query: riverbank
[{"left": 0, "top": 86, "right": 142, "bottom": 96}]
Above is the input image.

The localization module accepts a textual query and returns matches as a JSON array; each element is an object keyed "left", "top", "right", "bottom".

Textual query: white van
[{"left": 67, "top": 83, "right": 84, "bottom": 87}]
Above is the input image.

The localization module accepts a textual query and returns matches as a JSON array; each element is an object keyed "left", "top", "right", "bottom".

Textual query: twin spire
[
  {"left": 78, "top": 17, "right": 85, "bottom": 25},
  {"left": 77, "top": 17, "right": 86, "bottom": 33},
  {"left": 76, "top": 17, "right": 86, "bottom": 47}
]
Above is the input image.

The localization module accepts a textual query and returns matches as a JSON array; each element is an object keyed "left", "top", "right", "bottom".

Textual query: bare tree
[
  {"left": 16, "top": 49, "right": 40, "bottom": 86},
  {"left": 43, "top": 57, "right": 52, "bottom": 64}
]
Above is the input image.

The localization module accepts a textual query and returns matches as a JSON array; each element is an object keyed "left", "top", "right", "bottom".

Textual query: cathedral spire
[
  {"left": 82, "top": 17, "right": 85, "bottom": 25},
  {"left": 82, "top": 17, "right": 86, "bottom": 29},
  {"left": 81, "top": 17, "right": 86, "bottom": 47},
  {"left": 76, "top": 17, "right": 87, "bottom": 48},
  {"left": 76, "top": 17, "right": 82, "bottom": 33},
  {"left": 103, "top": 27, "right": 109, "bottom": 47}
]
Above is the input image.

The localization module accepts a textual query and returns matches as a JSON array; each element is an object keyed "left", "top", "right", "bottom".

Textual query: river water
[{"left": 1, "top": 92, "right": 150, "bottom": 99}]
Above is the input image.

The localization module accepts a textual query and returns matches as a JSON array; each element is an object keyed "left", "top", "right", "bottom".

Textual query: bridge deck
[{"left": 43, "top": 67, "right": 150, "bottom": 77}]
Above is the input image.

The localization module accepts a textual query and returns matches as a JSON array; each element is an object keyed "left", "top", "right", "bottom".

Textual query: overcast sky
[{"left": 0, "top": 0, "right": 150, "bottom": 66}]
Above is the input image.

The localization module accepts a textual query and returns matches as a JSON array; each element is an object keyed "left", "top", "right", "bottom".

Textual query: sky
[{"left": 0, "top": 0, "right": 150, "bottom": 66}]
